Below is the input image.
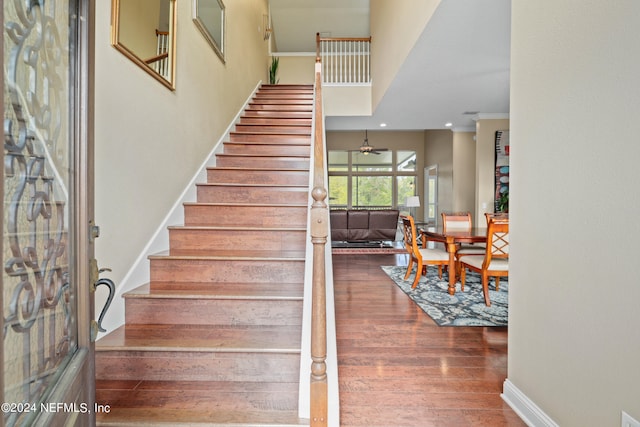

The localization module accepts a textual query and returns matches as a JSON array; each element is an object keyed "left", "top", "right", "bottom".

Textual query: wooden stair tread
[
  {"left": 234, "top": 128, "right": 312, "bottom": 135},
  {"left": 241, "top": 111, "right": 313, "bottom": 118},
  {"left": 216, "top": 152, "right": 310, "bottom": 158},
  {"left": 252, "top": 94, "right": 311, "bottom": 97},
  {"left": 225, "top": 139, "right": 311, "bottom": 145},
  {"left": 167, "top": 225, "right": 306, "bottom": 231},
  {"left": 239, "top": 119, "right": 312, "bottom": 126},
  {"left": 125, "top": 283, "right": 303, "bottom": 300},
  {"left": 96, "top": 408, "right": 308, "bottom": 427},
  {"left": 183, "top": 201, "right": 307, "bottom": 207},
  {"left": 167, "top": 249, "right": 304, "bottom": 261},
  {"left": 232, "top": 129, "right": 311, "bottom": 135},
  {"left": 96, "top": 324, "right": 302, "bottom": 353},
  {"left": 245, "top": 108, "right": 312, "bottom": 114},
  {"left": 159, "top": 249, "right": 306, "bottom": 259},
  {"left": 206, "top": 166, "right": 310, "bottom": 172},
  {"left": 97, "top": 379, "right": 302, "bottom": 393},
  {"left": 196, "top": 183, "right": 307, "bottom": 189},
  {"left": 149, "top": 281, "right": 303, "bottom": 293},
  {"left": 249, "top": 101, "right": 313, "bottom": 106}
]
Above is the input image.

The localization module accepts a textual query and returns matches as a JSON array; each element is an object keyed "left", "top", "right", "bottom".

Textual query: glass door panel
[
  {"left": 3, "top": 0, "right": 94, "bottom": 425},
  {"left": 424, "top": 165, "right": 438, "bottom": 227}
]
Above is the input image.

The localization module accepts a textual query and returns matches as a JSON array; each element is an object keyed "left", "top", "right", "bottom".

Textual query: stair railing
[
  {"left": 316, "top": 32, "right": 372, "bottom": 84},
  {"left": 310, "top": 60, "right": 329, "bottom": 426},
  {"left": 145, "top": 29, "right": 169, "bottom": 78}
]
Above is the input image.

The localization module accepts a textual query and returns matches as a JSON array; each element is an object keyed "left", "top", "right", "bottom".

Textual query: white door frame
[{"left": 424, "top": 164, "right": 438, "bottom": 227}]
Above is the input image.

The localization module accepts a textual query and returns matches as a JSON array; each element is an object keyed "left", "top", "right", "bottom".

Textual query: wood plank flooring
[{"left": 333, "top": 254, "right": 525, "bottom": 427}]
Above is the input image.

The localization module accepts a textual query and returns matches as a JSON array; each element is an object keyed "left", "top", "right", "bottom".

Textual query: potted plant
[
  {"left": 269, "top": 56, "right": 279, "bottom": 84},
  {"left": 497, "top": 189, "right": 509, "bottom": 213}
]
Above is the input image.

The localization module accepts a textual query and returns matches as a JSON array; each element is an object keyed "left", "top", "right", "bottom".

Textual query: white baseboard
[
  {"left": 502, "top": 379, "right": 559, "bottom": 427},
  {"left": 97, "top": 81, "right": 262, "bottom": 339}
]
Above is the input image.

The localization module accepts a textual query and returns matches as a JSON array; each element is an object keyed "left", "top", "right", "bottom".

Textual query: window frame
[{"left": 328, "top": 149, "right": 418, "bottom": 210}]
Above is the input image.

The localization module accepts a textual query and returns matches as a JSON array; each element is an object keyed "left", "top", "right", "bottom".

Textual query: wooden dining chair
[
  {"left": 441, "top": 212, "right": 473, "bottom": 232},
  {"left": 400, "top": 215, "right": 449, "bottom": 289},
  {"left": 484, "top": 212, "right": 509, "bottom": 224},
  {"left": 459, "top": 216, "right": 509, "bottom": 306}
]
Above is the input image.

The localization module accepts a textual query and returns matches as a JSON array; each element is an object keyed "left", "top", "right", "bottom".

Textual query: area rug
[{"left": 381, "top": 265, "right": 508, "bottom": 326}]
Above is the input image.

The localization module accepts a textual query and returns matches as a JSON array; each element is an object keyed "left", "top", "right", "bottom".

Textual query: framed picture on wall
[{"left": 495, "top": 130, "right": 509, "bottom": 212}]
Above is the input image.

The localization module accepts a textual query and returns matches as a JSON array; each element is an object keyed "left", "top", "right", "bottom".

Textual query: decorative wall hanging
[{"left": 495, "top": 130, "right": 510, "bottom": 212}]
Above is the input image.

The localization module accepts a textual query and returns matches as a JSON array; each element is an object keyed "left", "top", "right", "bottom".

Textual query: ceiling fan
[{"left": 350, "top": 130, "right": 389, "bottom": 155}]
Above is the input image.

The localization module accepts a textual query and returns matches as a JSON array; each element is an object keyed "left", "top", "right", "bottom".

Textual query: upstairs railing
[
  {"left": 146, "top": 29, "right": 170, "bottom": 78},
  {"left": 316, "top": 33, "right": 372, "bottom": 84},
  {"left": 310, "top": 60, "right": 329, "bottom": 426}
]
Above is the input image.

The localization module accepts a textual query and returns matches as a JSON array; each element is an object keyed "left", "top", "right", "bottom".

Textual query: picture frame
[
  {"left": 192, "top": 0, "right": 225, "bottom": 62},
  {"left": 111, "top": 0, "right": 177, "bottom": 89}
]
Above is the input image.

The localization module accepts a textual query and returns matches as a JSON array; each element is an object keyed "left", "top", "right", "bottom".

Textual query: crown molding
[
  {"left": 472, "top": 113, "right": 510, "bottom": 122},
  {"left": 450, "top": 126, "right": 476, "bottom": 132}
]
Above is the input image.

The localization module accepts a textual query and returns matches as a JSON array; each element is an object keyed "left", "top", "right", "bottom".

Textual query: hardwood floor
[{"left": 333, "top": 254, "right": 525, "bottom": 427}]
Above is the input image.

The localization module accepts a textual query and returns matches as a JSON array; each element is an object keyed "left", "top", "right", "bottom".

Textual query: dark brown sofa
[{"left": 330, "top": 209, "right": 400, "bottom": 242}]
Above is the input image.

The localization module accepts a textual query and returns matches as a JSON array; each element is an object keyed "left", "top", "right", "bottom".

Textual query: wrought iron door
[{"left": 2, "top": 0, "right": 95, "bottom": 426}]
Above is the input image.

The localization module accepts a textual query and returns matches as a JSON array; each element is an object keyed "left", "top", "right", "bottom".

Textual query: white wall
[
  {"left": 506, "top": 1, "right": 640, "bottom": 425},
  {"left": 94, "top": 0, "right": 269, "bottom": 331}
]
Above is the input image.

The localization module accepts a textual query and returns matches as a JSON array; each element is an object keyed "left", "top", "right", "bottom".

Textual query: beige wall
[
  {"left": 452, "top": 131, "right": 476, "bottom": 218},
  {"left": 323, "top": 86, "right": 372, "bottom": 117},
  {"left": 276, "top": 54, "right": 315, "bottom": 84},
  {"left": 424, "top": 130, "right": 453, "bottom": 221},
  {"left": 508, "top": 1, "right": 640, "bottom": 425},
  {"left": 369, "top": 0, "right": 440, "bottom": 109},
  {"left": 94, "top": 0, "right": 269, "bottom": 325},
  {"left": 474, "top": 117, "right": 509, "bottom": 225}
]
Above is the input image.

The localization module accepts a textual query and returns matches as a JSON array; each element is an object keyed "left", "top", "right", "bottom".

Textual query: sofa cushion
[
  {"left": 347, "top": 210, "right": 369, "bottom": 229},
  {"left": 330, "top": 209, "right": 400, "bottom": 242},
  {"left": 330, "top": 210, "right": 348, "bottom": 241},
  {"left": 346, "top": 210, "right": 369, "bottom": 241},
  {"left": 368, "top": 210, "right": 399, "bottom": 240}
]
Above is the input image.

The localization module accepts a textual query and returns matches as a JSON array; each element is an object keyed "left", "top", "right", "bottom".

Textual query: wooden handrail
[
  {"left": 316, "top": 32, "right": 372, "bottom": 60},
  {"left": 144, "top": 52, "right": 169, "bottom": 65},
  {"left": 310, "top": 62, "right": 329, "bottom": 426}
]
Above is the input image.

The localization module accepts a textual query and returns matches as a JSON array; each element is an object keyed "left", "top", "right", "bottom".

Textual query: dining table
[{"left": 419, "top": 226, "right": 487, "bottom": 296}]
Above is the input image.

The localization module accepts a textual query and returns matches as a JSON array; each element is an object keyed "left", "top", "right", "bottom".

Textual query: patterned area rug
[{"left": 381, "top": 265, "right": 508, "bottom": 326}]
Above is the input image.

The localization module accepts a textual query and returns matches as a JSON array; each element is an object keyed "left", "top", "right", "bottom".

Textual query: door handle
[
  {"left": 90, "top": 265, "right": 116, "bottom": 341},
  {"left": 94, "top": 268, "right": 115, "bottom": 333}
]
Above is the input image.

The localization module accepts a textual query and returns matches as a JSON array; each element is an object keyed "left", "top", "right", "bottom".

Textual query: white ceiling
[{"left": 268, "top": 0, "right": 511, "bottom": 131}]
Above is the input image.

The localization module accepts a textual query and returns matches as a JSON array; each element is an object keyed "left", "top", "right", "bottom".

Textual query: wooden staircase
[{"left": 95, "top": 84, "right": 314, "bottom": 426}]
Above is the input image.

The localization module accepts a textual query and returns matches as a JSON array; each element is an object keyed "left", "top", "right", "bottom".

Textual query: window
[{"left": 328, "top": 149, "right": 417, "bottom": 210}]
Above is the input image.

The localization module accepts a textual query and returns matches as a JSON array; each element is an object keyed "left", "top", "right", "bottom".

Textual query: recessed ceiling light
[
  {"left": 445, "top": 122, "right": 453, "bottom": 127},
  {"left": 379, "top": 123, "right": 387, "bottom": 127}
]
